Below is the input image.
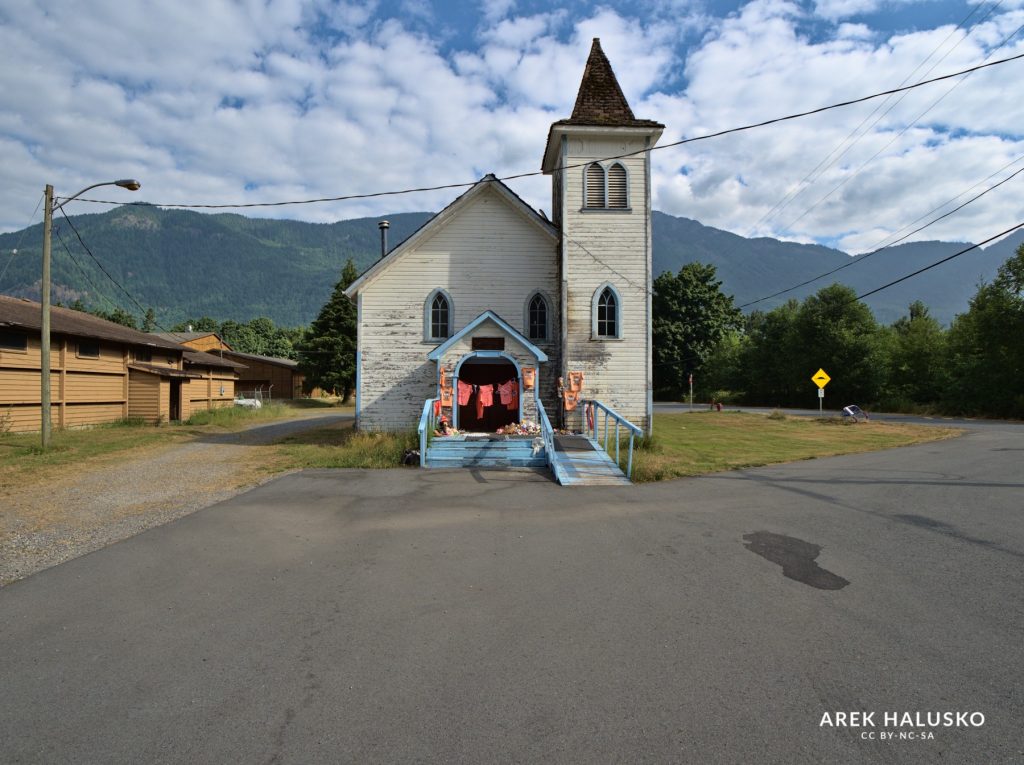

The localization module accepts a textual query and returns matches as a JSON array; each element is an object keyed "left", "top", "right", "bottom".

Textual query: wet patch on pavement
[{"left": 742, "top": 531, "right": 850, "bottom": 590}]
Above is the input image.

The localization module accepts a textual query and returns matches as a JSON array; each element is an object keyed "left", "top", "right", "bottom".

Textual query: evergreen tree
[
  {"left": 945, "top": 244, "right": 1024, "bottom": 417},
  {"left": 884, "top": 301, "right": 948, "bottom": 406},
  {"left": 142, "top": 308, "right": 157, "bottom": 332},
  {"left": 652, "top": 263, "right": 742, "bottom": 397},
  {"left": 792, "top": 283, "right": 887, "bottom": 406},
  {"left": 297, "top": 260, "right": 359, "bottom": 399}
]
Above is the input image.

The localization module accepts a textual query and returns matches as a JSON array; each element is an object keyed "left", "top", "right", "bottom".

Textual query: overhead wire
[
  {"left": 738, "top": 160, "right": 1024, "bottom": 308},
  {"left": 0, "top": 192, "right": 45, "bottom": 289},
  {"left": 52, "top": 225, "right": 122, "bottom": 313},
  {"left": 776, "top": 19, "right": 1024, "bottom": 235},
  {"left": 58, "top": 208, "right": 182, "bottom": 338},
  {"left": 851, "top": 220, "right": 1024, "bottom": 302},
  {"left": 748, "top": 0, "right": 1004, "bottom": 235},
  {"left": 58, "top": 52, "right": 1024, "bottom": 211}
]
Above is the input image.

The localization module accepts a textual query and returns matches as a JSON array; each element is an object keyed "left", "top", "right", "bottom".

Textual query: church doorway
[{"left": 456, "top": 356, "right": 519, "bottom": 432}]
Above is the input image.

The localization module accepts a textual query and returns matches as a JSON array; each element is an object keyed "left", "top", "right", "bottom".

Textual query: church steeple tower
[{"left": 541, "top": 38, "right": 664, "bottom": 433}]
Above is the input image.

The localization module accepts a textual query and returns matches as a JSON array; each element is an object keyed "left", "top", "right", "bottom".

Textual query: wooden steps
[
  {"left": 423, "top": 434, "right": 632, "bottom": 486},
  {"left": 425, "top": 436, "right": 547, "bottom": 469}
]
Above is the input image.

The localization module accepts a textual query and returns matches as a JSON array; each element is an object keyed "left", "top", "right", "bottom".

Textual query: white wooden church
[{"left": 345, "top": 39, "right": 664, "bottom": 450}]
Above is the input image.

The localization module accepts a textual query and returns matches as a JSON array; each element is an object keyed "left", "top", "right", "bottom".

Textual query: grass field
[
  {"left": 272, "top": 423, "right": 417, "bottom": 470},
  {"left": 626, "top": 411, "right": 958, "bottom": 482},
  {"left": 0, "top": 400, "right": 353, "bottom": 490},
  {"left": 0, "top": 405, "right": 958, "bottom": 492}
]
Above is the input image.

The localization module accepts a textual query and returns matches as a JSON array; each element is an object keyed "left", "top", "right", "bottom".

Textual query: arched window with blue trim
[
  {"left": 425, "top": 289, "right": 452, "bottom": 341},
  {"left": 526, "top": 292, "right": 549, "bottom": 341},
  {"left": 593, "top": 284, "right": 621, "bottom": 339}
]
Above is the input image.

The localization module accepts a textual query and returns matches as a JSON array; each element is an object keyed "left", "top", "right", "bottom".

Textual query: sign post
[
  {"left": 811, "top": 368, "right": 831, "bottom": 414},
  {"left": 688, "top": 373, "right": 693, "bottom": 411}
]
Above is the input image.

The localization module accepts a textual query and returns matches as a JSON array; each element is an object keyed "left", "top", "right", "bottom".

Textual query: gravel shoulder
[{"left": 0, "top": 412, "right": 351, "bottom": 585}]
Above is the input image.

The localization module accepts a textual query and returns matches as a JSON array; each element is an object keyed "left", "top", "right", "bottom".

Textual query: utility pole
[
  {"left": 37, "top": 179, "right": 140, "bottom": 449},
  {"left": 40, "top": 185, "right": 54, "bottom": 449}
]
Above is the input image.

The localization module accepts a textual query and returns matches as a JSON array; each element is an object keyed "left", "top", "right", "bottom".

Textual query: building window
[
  {"left": 425, "top": 289, "right": 452, "bottom": 341},
  {"left": 77, "top": 340, "right": 100, "bottom": 358},
  {"left": 0, "top": 329, "right": 28, "bottom": 351},
  {"left": 607, "top": 163, "right": 628, "bottom": 208},
  {"left": 593, "top": 284, "right": 620, "bottom": 339},
  {"left": 584, "top": 162, "right": 630, "bottom": 210},
  {"left": 584, "top": 163, "right": 605, "bottom": 208},
  {"left": 133, "top": 348, "right": 152, "bottom": 363},
  {"left": 527, "top": 293, "right": 549, "bottom": 341}
]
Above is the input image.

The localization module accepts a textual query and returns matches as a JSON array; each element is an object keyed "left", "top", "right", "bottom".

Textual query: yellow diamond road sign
[{"left": 812, "top": 369, "right": 831, "bottom": 389}]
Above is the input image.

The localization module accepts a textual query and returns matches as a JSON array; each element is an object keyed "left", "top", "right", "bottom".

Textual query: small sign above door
[{"left": 471, "top": 337, "right": 505, "bottom": 351}]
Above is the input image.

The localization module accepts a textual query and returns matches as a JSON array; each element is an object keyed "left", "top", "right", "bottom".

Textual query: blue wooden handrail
[
  {"left": 417, "top": 398, "right": 439, "bottom": 468},
  {"left": 583, "top": 399, "right": 642, "bottom": 479},
  {"left": 535, "top": 397, "right": 556, "bottom": 474}
]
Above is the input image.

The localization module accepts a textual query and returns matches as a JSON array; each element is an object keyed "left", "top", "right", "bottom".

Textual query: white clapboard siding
[
  {"left": 359, "top": 186, "right": 558, "bottom": 431},
  {"left": 561, "top": 135, "right": 652, "bottom": 431}
]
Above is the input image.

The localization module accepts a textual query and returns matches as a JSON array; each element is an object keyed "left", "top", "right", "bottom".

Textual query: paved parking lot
[{"left": 1, "top": 420, "right": 1021, "bottom": 763}]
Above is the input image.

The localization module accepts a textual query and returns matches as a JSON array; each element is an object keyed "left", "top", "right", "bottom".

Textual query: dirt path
[{"left": 0, "top": 412, "right": 351, "bottom": 586}]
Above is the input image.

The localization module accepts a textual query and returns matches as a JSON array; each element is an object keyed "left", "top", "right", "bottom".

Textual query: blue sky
[{"left": 1, "top": 0, "right": 1022, "bottom": 253}]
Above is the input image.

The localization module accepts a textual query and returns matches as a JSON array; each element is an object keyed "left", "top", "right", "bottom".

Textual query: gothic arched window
[
  {"left": 425, "top": 289, "right": 452, "bottom": 341},
  {"left": 593, "top": 284, "right": 621, "bottom": 339},
  {"left": 527, "top": 292, "right": 549, "bottom": 340}
]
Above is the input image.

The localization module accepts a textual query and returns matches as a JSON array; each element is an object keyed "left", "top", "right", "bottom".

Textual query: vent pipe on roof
[{"left": 378, "top": 220, "right": 390, "bottom": 260}]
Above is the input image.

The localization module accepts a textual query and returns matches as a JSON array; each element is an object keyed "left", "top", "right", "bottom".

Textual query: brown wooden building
[
  {"left": 0, "top": 297, "right": 242, "bottom": 432},
  {"left": 151, "top": 332, "right": 305, "bottom": 400}
]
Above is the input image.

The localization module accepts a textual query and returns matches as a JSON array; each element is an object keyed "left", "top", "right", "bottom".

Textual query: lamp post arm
[{"left": 54, "top": 180, "right": 139, "bottom": 213}]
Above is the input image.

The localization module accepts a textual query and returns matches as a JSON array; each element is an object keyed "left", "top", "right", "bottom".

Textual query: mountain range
[{"left": 1, "top": 204, "right": 1020, "bottom": 327}]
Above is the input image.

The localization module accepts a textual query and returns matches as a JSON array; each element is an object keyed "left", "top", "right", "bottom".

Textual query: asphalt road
[{"left": 1, "top": 419, "right": 1021, "bottom": 763}]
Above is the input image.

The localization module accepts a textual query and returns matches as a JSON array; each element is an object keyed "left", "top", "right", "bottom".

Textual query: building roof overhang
[
  {"left": 541, "top": 123, "right": 665, "bottom": 175},
  {"left": 426, "top": 310, "right": 549, "bottom": 363}
]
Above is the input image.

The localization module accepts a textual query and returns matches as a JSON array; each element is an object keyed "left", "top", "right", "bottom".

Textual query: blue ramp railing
[
  {"left": 583, "top": 399, "right": 643, "bottom": 480},
  {"left": 535, "top": 398, "right": 556, "bottom": 475},
  {"left": 417, "top": 398, "right": 439, "bottom": 467}
]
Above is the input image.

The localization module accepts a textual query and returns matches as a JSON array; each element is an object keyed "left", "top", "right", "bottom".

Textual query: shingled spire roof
[{"left": 561, "top": 38, "right": 663, "bottom": 128}]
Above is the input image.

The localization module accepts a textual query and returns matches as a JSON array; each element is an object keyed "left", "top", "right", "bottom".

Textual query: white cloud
[
  {"left": 0, "top": 0, "right": 1022, "bottom": 266},
  {"left": 814, "top": 0, "right": 883, "bottom": 21}
]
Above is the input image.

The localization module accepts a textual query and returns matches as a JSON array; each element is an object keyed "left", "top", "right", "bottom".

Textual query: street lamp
[{"left": 40, "top": 179, "right": 141, "bottom": 448}]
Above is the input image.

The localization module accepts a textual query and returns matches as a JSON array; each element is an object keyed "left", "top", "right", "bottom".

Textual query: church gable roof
[
  {"left": 344, "top": 175, "right": 557, "bottom": 298},
  {"left": 557, "top": 38, "right": 663, "bottom": 129}
]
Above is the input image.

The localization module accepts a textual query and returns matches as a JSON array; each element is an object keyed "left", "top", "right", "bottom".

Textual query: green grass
[
  {"left": 624, "top": 411, "right": 958, "bottom": 482},
  {"left": 0, "top": 419, "right": 178, "bottom": 488},
  {"left": 0, "top": 401, "right": 343, "bottom": 489},
  {"left": 272, "top": 424, "right": 418, "bottom": 469},
  {"left": 183, "top": 402, "right": 293, "bottom": 427}
]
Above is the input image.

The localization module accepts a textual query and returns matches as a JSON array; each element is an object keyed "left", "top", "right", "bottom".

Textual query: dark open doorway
[
  {"left": 169, "top": 379, "right": 181, "bottom": 422},
  {"left": 457, "top": 357, "right": 519, "bottom": 432}
]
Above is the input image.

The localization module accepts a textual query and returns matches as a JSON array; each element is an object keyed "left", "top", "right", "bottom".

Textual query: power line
[
  {"left": 0, "top": 192, "right": 44, "bottom": 289},
  {"left": 57, "top": 208, "right": 181, "bottom": 338},
  {"left": 747, "top": 0, "right": 1003, "bottom": 237},
  {"left": 776, "top": 20, "right": 1024, "bottom": 236},
  {"left": 60, "top": 52, "right": 1024, "bottom": 211},
  {"left": 864, "top": 153, "right": 1024, "bottom": 252},
  {"left": 738, "top": 160, "right": 1024, "bottom": 308},
  {"left": 53, "top": 225, "right": 122, "bottom": 313},
  {"left": 852, "top": 221, "right": 1024, "bottom": 302}
]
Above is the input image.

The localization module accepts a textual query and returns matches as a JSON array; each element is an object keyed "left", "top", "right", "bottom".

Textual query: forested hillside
[
  {"left": 2, "top": 205, "right": 1019, "bottom": 326},
  {"left": 0, "top": 206, "right": 430, "bottom": 326}
]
